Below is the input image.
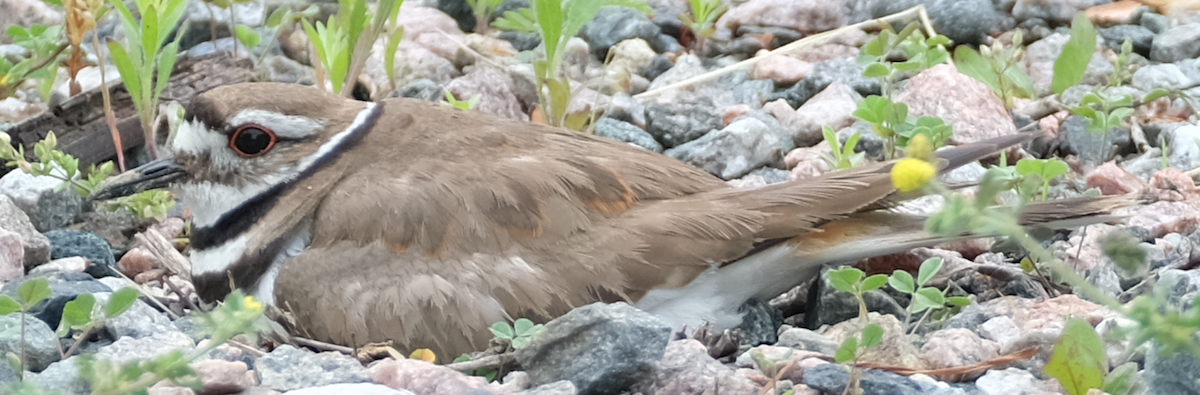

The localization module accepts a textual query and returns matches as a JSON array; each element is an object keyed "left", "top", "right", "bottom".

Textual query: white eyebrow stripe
[{"left": 229, "top": 109, "right": 324, "bottom": 139}]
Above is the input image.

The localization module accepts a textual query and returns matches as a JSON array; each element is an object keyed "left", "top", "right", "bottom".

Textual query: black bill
[{"left": 89, "top": 156, "right": 186, "bottom": 201}]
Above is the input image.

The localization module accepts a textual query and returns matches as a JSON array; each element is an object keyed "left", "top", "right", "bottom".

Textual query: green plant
[
  {"left": 828, "top": 267, "right": 888, "bottom": 320},
  {"left": 678, "top": 0, "right": 727, "bottom": 54},
  {"left": 858, "top": 22, "right": 951, "bottom": 97},
  {"left": 466, "top": 0, "right": 505, "bottom": 34},
  {"left": 1051, "top": 13, "right": 1096, "bottom": 95},
  {"left": 1015, "top": 157, "right": 1069, "bottom": 201},
  {"left": 199, "top": 0, "right": 256, "bottom": 56},
  {"left": 106, "top": 0, "right": 187, "bottom": 160},
  {"left": 5, "top": 24, "right": 64, "bottom": 102},
  {"left": 1108, "top": 39, "right": 1135, "bottom": 87},
  {"left": 0, "top": 278, "right": 51, "bottom": 376},
  {"left": 820, "top": 126, "right": 865, "bottom": 170},
  {"left": 116, "top": 189, "right": 177, "bottom": 222},
  {"left": 55, "top": 288, "right": 139, "bottom": 358},
  {"left": 0, "top": 132, "right": 113, "bottom": 197},
  {"left": 954, "top": 29, "right": 1035, "bottom": 110},
  {"left": 1045, "top": 318, "right": 1107, "bottom": 395},
  {"left": 834, "top": 323, "right": 883, "bottom": 364},
  {"left": 452, "top": 354, "right": 498, "bottom": 381},
  {"left": 302, "top": 0, "right": 405, "bottom": 97},
  {"left": 489, "top": 318, "right": 543, "bottom": 349},
  {"left": 493, "top": 0, "right": 651, "bottom": 129},
  {"left": 888, "top": 257, "right": 970, "bottom": 331},
  {"left": 852, "top": 95, "right": 953, "bottom": 159},
  {"left": 444, "top": 89, "right": 482, "bottom": 111}
]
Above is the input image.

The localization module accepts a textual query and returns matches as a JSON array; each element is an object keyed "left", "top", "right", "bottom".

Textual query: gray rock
[
  {"left": 98, "top": 293, "right": 175, "bottom": 339},
  {"left": 1151, "top": 23, "right": 1200, "bottom": 63},
  {"left": 257, "top": 345, "right": 370, "bottom": 392},
  {"left": 1059, "top": 115, "right": 1133, "bottom": 164},
  {"left": 647, "top": 54, "right": 706, "bottom": 91},
  {"left": 172, "top": 315, "right": 207, "bottom": 343},
  {"left": 776, "top": 327, "right": 838, "bottom": 355},
  {"left": 1164, "top": 124, "right": 1200, "bottom": 171},
  {"left": 770, "top": 58, "right": 881, "bottom": 108},
  {"left": 736, "top": 298, "right": 782, "bottom": 346},
  {"left": 1012, "top": 0, "right": 1102, "bottom": 24},
  {"left": 1145, "top": 344, "right": 1200, "bottom": 395},
  {"left": 0, "top": 199, "right": 48, "bottom": 270},
  {"left": 0, "top": 313, "right": 59, "bottom": 371},
  {"left": 0, "top": 159, "right": 82, "bottom": 234},
  {"left": 515, "top": 302, "right": 671, "bottom": 395},
  {"left": 180, "top": 0, "right": 265, "bottom": 50},
  {"left": 1140, "top": 11, "right": 1169, "bottom": 34},
  {"left": 645, "top": 97, "right": 723, "bottom": 148},
  {"left": 44, "top": 230, "right": 117, "bottom": 278},
  {"left": 869, "top": 0, "right": 1000, "bottom": 45},
  {"left": 733, "top": 79, "right": 775, "bottom": 108},
  {"left": 185, "top": 37, "right": 252, "bottom": 59},
  {"left": 746, "top": 167, "right": 790, "bottom": 185},
  {"left": 1099, "top": 25, "right": 1154, "bottom": 56},
  {"left": 94, "top": 330, "right": 194, "bottom": 364},
  {"left": 519, "top": 380, "right": 577, "bottom": 395},
  {"left": 1156, "top": 269, "right": 1200, "bottom": 308},
  {"left": 1132, "top": 64, "right": 1192, "bottom": 93},
  {"left": 393, "top": 79, "right": 445, "bottom": 102},
  {"left": 581, "top": 7, "right": 668, "bottom": 60},
  {"left": 804, "top": 266, "right": 907, "bottom": 329},
  {"left": 666, "top": 117, "right": 794, "bottom": 180},
  {"left": 651, "top": 339, "right": 758, "bottom": 394},
  {"left": 284, "top": 383, "right": 415, "bottom": 395},
  {"left": 264, "top": 55, "right": 316, "bottom": 85},
  {"left": 445, "top": 65, "right": 528, "bottom": 121},
  {"left": 0, "top": 273, "right": 111, "bottom": 329},
  {"left": 27, "top": 358, "right": 87, "bottom": 395},
  {"left": 803, "top": 363, "right": 924, "bottom": 395},
  {"left": 595, "top": 118, "right": 662, "bottom": 152}
]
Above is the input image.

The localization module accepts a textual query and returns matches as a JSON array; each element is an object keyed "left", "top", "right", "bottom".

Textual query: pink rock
[
  {"left": 653, "top": 340, "right": 760, "bottom": 395},
  {"left": 752, "top": 52, "right": 813, "bottom": 85},
  {"left": 119, "top": 247, "right": 159, "bottom": 278},
  {"left": 785, "top": 143, "right": 832, "bottom": 180},
  {"left": 920, "top": 328, "right": 1000, "bottom": 370},
  {"left": 0, "top": 227, "right": 23, "bottom": 282},
  {"left": 894, "top": 64, "right": 1016, "bottom": 145},
  {"left": 728, "top": 174, "right": 768, "bottom": 188},
  {"left": 147, "top": 382, "right": 196, "bottom": 395},
  {"left": 1150, "top": 167, "right": 1200, "bottom": 202},
  {"left": 718, "top": 0, "right": 849, "bottom": 34},
  {"left": 975, "top": 295, "right": 1114, "bottom": 336},
  {"left": 788, "top": 82, "right": 860, "bottom": 147},
  {"left": 1087, "top": 162, "right": 1144, "bottom": 195},
  {"left": 446, "top": 66, "right": 528, "bottom": 121},
  {"left": 792, "top": 44, "right": 860, "bottom": 63},
  {"left": 192, "top": 359, "right": 256, "bottom": 395},
  {"left": 370, "top": 358, "right": 492, "bottom": 395},
  {"left": 1127, "top": 201, "right": 1200, "bottom": 238},
  {"left": 395, "top": 5, "right": 464, "bottom": 60},
  {"left": 153, "top": 217, "right": 187, "bottom": 239}
]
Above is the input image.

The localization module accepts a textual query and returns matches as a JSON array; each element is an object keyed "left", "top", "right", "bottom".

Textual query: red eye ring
[{"left": 229, "top": 124, "right": 277, "bottom": 158}]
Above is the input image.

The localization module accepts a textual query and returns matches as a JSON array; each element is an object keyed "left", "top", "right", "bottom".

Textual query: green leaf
[
  {"left": 835, "top": 337, "right": 858, "bottom": 363},
  {"left": 384, "top": 26, "right": 405, "bottom": 85},
  {"left": 911, "top": 287, "right": 944, "bottom": 312},
  {"left": 861, "top": 274, "right": 888, "bottom": 292},
  {"left": 17, "top": 278, "right": 51, "bottom": 308},
  {"left": 105, "top": 288, "right": 139, "bottom": 318},
  {"left": 1143, "top": 88, "right": 1170, "bottom": 102},
  {"left": 0, "top": 296, "right": 19, "bottom": 315},
  {"left": 1100, "top": 361, "right": 1139, "bottom": 395},
  {"left": 860, "top": 324, "right": 883, "bottom": 348},
  {"left": 946, "top": 296, "right": 972, "bottom": 307},
  {"left": 62, "top": 293, "right": 96, "bottom": 328},
  {"left": 828, "top": 268, "right": 864, "bottom": 293},
  {"left": 234, "top": 25, "right": 261, "bottom": 48},
  {"left": 954, "top": 46, "right": 1000, "bottom": 92},
  {"left": 916, "top": 257, "right": 943, "bottom": 286},
  {"left": 489, "top": 321, "right": 514, "bottom": 340},
  {"left": 888, "top": 270, "right": 915, "bottom": 294},
  {"left": 863, "top": 63, "right": 890, "bottom": 78},
  {"left": 107, "top": 41, "right": 143, "bottom": 109},
  {"left": 1052, "top": 13, "right": 1097, "bottom": 95},
  {"left": 1044, "top": 318, "right": 1106, "bottom": 395}
]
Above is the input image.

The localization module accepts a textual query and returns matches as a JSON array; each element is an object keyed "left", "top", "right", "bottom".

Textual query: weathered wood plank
[{"left": 5, "top": 52, "right": 256, "bottom": 168}]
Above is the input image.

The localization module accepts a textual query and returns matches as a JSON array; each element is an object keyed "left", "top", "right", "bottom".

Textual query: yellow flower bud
[
  {"left": 905, "top": 133, "right": 934, "bottom": 162},
  {"left": 243, "top": 296, "right": 264, "bottom": 313},
  {"left": 891, "top": 157, "right": 936, "bottom": 193}
]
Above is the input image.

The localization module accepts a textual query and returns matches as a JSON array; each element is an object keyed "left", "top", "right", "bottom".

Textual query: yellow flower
[
  {"left": 905, "top": 133, "right": 935, "bottom": 162},
  {"left": 243, "top": 296, "right": 264, "bottom": 313},
  {"left": 892, "top": 157, "right": 936, "bottom": 193}
]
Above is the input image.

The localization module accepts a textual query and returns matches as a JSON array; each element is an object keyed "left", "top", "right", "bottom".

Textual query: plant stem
[{"left": 93, "top": 34, "right": 126, "bottom": 172}]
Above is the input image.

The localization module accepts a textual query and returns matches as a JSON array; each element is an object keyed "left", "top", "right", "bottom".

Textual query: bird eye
[{"left": 229, "top": 125, "right": 277, "bottom": 158}]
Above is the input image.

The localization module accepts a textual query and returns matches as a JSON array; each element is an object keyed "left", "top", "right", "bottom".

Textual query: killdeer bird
[{"left": 95, "top": 82, "right": 1129, "bottom": 357}]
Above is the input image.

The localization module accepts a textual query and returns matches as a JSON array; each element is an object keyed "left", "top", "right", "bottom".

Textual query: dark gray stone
[
  {"left": 665, "top": 117, "right": 794, "bottom": 180},
  {"left": 1146, "top": 345, "right": 1200, "bottom": 395},
  {"left": 1151, "top": 23, "right": 1200, "bottom": 63},
  {"left": 594, "top": 118, "right": 662, "bottom": 152},
  {"left": 0, "top": 313, "right": 59, "bottom": 371},
  {"left": 0, "top": 170, "right": 82, "bottom": 234},
  {"left": 515, "top": 302, "right": 671, "bottom": 395},
  {"left": 770, "top": 58, "right": 881, "bottom": 108},
  {"left": 581, "top": 7, "right": 664, "bottom": 60},
  {"left": 1059, "top": 115, "right": 1134, "bottom": 164},
  {"left": 804, "top": 267, "right": 907, "bottom": 329},
  {"left": 803, "top": 364, "right": 924, "bottom": 395},
  {"left": 257, "top": 345, "right": 369, "bottom": 392},
  {"left": 736, "top": 299, "right": 782, "bottom": 347},
  {"left": 1099, "top": 25, "right": 1154, "bottom": 56},
  {"left": 1140, "top": 11, "right": 1169, "bottom": 34},
  {"left": 645, "top": 97, "right": 723, "bottom": 148},
  {"left": 869, "top": 0, "right": 1000, "bottom": 45},
  {"left": 0, "top": 273, "right": 112, "bottom": 329},
  {"left": 44, "top": 230, "right": 117, "bottom": 278}
]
